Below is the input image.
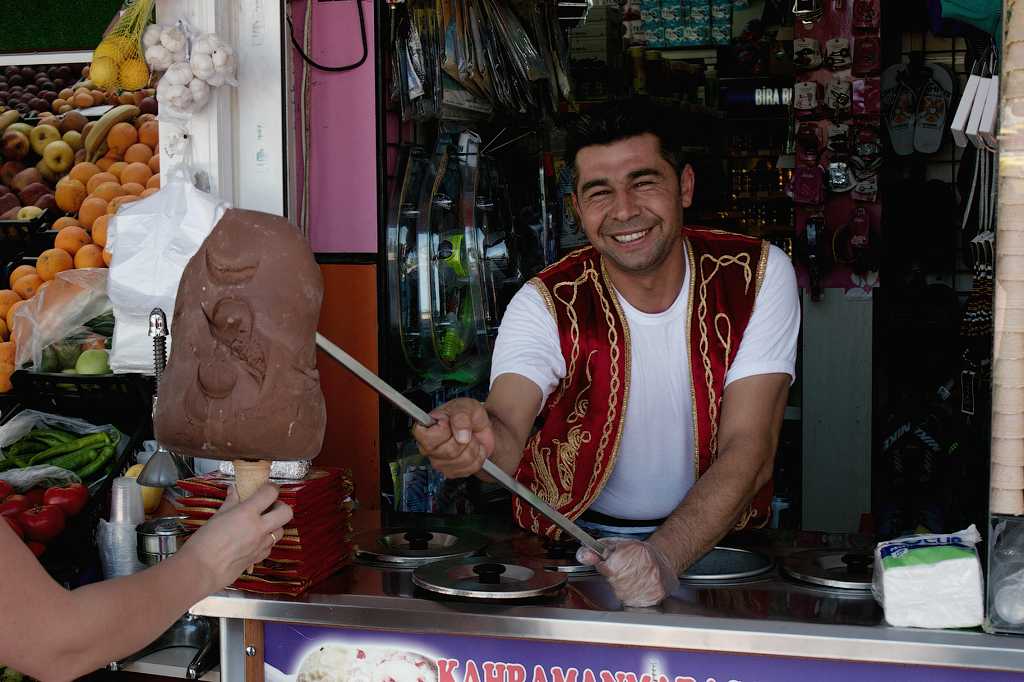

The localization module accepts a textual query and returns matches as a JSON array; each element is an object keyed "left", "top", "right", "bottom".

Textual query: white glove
[{"left": 577, "top": 537, "right": 679, "bottom": 607}]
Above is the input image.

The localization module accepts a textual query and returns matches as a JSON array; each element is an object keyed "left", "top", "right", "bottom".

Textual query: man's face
[{"left": 572, "top": 134, "right": 694, "bottom": 277}]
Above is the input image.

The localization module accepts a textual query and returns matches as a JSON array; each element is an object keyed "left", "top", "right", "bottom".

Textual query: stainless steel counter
[{"left": 191, "top": 520, "right": 1024, "bottom": 675}]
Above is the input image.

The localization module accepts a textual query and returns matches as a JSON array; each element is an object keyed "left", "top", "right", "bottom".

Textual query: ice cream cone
[{"left": 233, "top": 458, "right": 271, "bottom": 574}]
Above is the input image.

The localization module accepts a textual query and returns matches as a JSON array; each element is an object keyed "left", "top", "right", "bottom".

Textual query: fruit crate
[{"left": 0, "top": 209, "right": 55, "bottom": 267}]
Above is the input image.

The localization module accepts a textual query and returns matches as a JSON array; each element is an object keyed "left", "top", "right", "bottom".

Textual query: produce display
[
  {"left": 0, "top": 425, "right": 119, "bottom": 479},
  {"left": 0, "top": 63, "right": 157, "bottom": 117}
]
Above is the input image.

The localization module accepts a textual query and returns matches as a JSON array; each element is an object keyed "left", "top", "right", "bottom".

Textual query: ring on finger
[{"left": 269, "top": 531, "right": 278, "bottom": 544}]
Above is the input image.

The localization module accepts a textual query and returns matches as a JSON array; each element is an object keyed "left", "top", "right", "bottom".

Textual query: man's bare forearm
[
  {"left": 648, "top": 435, "right": 774, "bottom": 573},
  {"left": 476, "top": 406, "right": 529, "bottom": 482}
]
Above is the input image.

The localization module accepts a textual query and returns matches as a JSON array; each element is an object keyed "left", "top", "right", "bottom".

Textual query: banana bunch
[{"left": 84, "top": 104, "right": 140, "bottom": 163}]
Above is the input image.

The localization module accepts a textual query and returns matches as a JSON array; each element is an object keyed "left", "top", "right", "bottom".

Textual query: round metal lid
[
  {"left": 781, "top": 549, "right": 874, "bottom": 591},
  {"left": 485, "top": 535, "right": 597, "bottom": 575},
  {"left": 135, "top": 516, "right": 189, "bottom": 538},
  {"left": 680, "top": 547, "right": 774, "bottom": 582},
  {"left": 355, "top": 528, "right": 487, "bottom": 567},
  {"left": 412, "top": 557, "right": 567, "bottom": 599}
]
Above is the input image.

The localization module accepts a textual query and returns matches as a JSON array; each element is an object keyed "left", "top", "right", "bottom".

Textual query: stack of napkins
[
  {"left": 873, "top": 525, "right": 984, "bottom": 629},
  {"left": 176, "top": 468, "right": 354, "bottom": 596}
]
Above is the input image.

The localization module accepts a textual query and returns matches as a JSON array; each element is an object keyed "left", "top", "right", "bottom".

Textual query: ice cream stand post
[{"left": 138, "top": 0, "right": 1024, "bottom": 680}]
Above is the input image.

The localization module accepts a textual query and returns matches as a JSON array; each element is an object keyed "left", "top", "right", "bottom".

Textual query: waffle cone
[{"left": 234, "top": 459, "right": 271, "bottom": 501}]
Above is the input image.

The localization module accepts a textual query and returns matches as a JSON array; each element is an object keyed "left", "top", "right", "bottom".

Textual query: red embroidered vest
[{"left": 512, "top": 228, "right": 772, "bottom": 537}]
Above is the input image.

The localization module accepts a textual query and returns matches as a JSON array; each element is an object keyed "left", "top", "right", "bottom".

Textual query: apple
[
  {"left": 0, "top": 193, "right": 19, "bottom": 217},
  {"left": 43, "top": 140, "right": 74, "bottom": 173},
  {"left": 0, "top": 161, "right": 24, "bottom": 186},
  {"left": 29, "top": 124, "right": 60, "bottom": 155},
  {"left": 35, "top": 159, "right": 60, "bottom": 185},
  {"left": 10, "top": 167, "right": 42, "bottom": 192},
  {"left": 18, "top": 181, "right": 49, "bottom": 206},
  {"left": 58, "top": 110, "right": 86, "bottom": 134},
  {"left": 7, "top": 122, "right": 31, "bottom": 137},
  {"left": 62, "top": 130, "right": 82, "bottom": 151},
  {"left": 1, "top": 130, "right": 29, "bottom": 160},
  {"left": 0, "top": 184, "right": 8, "bottom": 196},
  {"left": 16, "top": 206, "right": 43, "bottom": 220},
  {"left": 34, "top": 193, "right": 57, "bottom": 213}
]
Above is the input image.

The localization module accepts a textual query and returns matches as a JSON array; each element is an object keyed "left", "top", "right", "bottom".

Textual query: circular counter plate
[
  {"left": 680, "top": 547, "right": 774, "bottom": 582},
  {"left": 355, "top": 528, "right": 487, "bottom": 568},
  {"left": 780, "top": 549, "right": 874, "bottom": 591},
  {"left": 485, "top": 535, "right": 597, "bottom": 575},
  {"left": 413, "top": 557, "right": 567, "bottom": 599}
]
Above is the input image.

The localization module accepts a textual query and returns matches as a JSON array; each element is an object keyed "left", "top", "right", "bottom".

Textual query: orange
[
  {"left": 120, "top": 162, "right": 152, "bottom": 187},
  {"left": 72, "top": 91, "right": 93, "bottom": 108},
  {"left": 121, "top": 182, "right": 145, "bottom": 196},
  {"left": 140, "top": 187, "right": 159, "bottom": 199},
  {"left": 54, "top": 225, "right": 92, "bottom": 255},
  {"left": 91, "top": 214, "right": 110, "bottom": 247},
  {"left": 146, "top": 174, "right": 160, "bottom": 190},
  {"left": 0, "top": 341, "right": 14, "bottom": 363},
  {"left": 8, "top": 265, "right": 36, "bottom": 289},
  {"left": 96, "top": 156, "right": 115, "bottom": 172},
  {"left": 124, "top": 143, "right": 152, "bottom": 164},
  {"left": 74, "top": 244, "right": 105, "bottom": 269},
  {"left": 78, "top": 196, "right": 108, "bottom": 229},
  {"left": 0, "top": 320, "right": 7, "bottom": 343},
  {"left": 86, "top": 171, "right": 118, "bottom": 194},
  {"left": 6, "top": 300, "right": 24, "bottom": 334},
  {"left": 102, "top": 248, "right": 113, "bottom": 267},
  {"left": 13, "top": 273, "right": 43, "bottom": 299},
  {"left": 108, "top": 161, "right": 127, "bottom": 181},
  {"left": 92, "top": 181, "right": 126, "bottom": 203},
  {"left": 106, "top": 122, "right": 138, "bottom": 156},
  {"left": 36, "top": 249, "right": 73, "bottom": 282},
  {"left": 69, "top": 162, "right": 101, "bottom": 185},
  {"left": 55, "top": 179, "right": 88, "bottom": 214},
  {"left": 148, "top": 154, "right": 159, "bottom": 174},
  {"left": 0, "top": 290, "right": 21, "bottom": 319},
  {"left": 108, "top": 195, "right": 139, "bottom": 215},
  {"left": 138, "top": 120, "right": 158, "bottom": 148},
  {"left": 52, "top": 216, "right": 82, "bottom": 231}
]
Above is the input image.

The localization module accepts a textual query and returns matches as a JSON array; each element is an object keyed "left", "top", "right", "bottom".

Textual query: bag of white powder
[{"left": 872, "top": 525, "right": 984, "bottom": 629}]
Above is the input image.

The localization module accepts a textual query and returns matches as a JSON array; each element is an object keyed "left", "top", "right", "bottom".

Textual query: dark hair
[{"left": 566, "top": 100, "right": 686, "bottom": 187}]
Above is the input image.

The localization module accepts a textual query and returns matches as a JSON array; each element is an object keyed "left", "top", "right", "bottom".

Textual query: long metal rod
[{"left": 314, "top": 333, "right": 609, "bottom": 559}]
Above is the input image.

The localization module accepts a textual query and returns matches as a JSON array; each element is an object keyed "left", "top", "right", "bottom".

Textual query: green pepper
[
  {"left": 49, "top": 447, "right": 101, "bottom": 473},
  {"left": 77, "top": 445, "right": 114, "bottom": 479},
  {"left": 32, "top": 428, "right": 75, "bottom": 445},
  {"left": 28, "top": 432, "right": 109, "bottom": 466}
]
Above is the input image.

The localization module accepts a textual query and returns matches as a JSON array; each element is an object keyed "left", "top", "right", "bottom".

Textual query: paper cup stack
[{"left": 993, "top": 146, "right": 1024, "bottom": 513}]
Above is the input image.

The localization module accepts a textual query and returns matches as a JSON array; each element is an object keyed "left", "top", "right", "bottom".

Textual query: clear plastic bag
[{"left": 11, "top": 269, "right": 111, "bottom": 373}]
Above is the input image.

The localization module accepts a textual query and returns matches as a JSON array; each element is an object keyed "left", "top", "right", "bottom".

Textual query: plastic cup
[{"left": 109, "top": 477, "right": 145, "bottom": 525}]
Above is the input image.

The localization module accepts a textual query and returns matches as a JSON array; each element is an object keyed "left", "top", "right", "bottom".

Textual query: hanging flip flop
[
  {"left": 914, "top": 62, "right": 955, "bottom": 155},
  {"left": 882, "top": 63, "right": 916, "bottom": 156}
]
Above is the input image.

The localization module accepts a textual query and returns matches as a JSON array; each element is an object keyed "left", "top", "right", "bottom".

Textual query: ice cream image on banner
[{"left": 265, "top": 644, "right": 438, "bottom": 682}]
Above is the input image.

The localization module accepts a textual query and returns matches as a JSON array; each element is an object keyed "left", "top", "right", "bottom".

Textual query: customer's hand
[
  {"left": 411, "top": 398, "right": 495, "bottom": 478},
  {"left": 176, "top": 483, "right": 293, "bottom": 591},
  {"left": 577, "top": 537, "right": 679, "bottom": 607}
]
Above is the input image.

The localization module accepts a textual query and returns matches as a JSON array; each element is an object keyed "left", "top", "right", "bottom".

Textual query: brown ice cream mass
[{"left": 153, "top": 208, "right": 326, "bottom": 462}]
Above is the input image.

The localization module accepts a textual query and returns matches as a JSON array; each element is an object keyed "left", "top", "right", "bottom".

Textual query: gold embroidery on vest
[
  {"left": 684, "top": 240, "right": 700, "bottom": 480},
  {"left": 554, "top": 350, "right": 596, "bottom": 489},
  {"left": 697, "top": 252, "right": 752, "bottom": 458},
  {"left": 754, "top": 240, "right": 769, "bottom": 298},
  {"left": 528, "top": 278, "right": 557, "bottom": 322},
  {"left": 549, "top": 264, "right": 594, "bottom": 410},
  {"left": 530, "top": 432, "right": 572, "bottom": 509}
]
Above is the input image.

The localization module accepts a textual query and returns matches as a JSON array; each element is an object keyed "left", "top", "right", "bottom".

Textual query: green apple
[
  {"left": 35, "top": 159, "right": 60, "bottom": 185},
  {"left": 16, "top": 205, "right": 43, "bottom": 220},
  {"left": 7, "top": 122, "right": 32, "bottom": 137},
  {"left": 28, "top": 124, "right": 60, "bottom": 156},
  {"left": 43, "top": 140, "right": 74, "bottom": 173},
  {"left": 62, "top": 130, "right": 83, "bottom": 151}
]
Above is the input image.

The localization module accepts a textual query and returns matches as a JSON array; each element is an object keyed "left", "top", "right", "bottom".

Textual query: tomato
[
  {"left": 3, "top": 515, "right": 23, "bottom": 540},
  {"left": 17, "top": 504, "right": 65, "bottom": 542},
  {"left": 26, "top": 541, "right": 45, "bottom": 557},
  {"left": 43, "top": 483, "right": 88, "bottom": 517},
  {"left": 0, "top": 494, "right": 30, "bottom": 517},
  {"left": 0, "top": 480, "right": 12, "bottom": 500},
  {"left": 24, "top": 487, "right": 45, "bottom": 507}
]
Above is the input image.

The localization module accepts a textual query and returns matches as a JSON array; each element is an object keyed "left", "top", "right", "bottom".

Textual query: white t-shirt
[{"left": 490, "top": 244, "right": 800, "bottom": 520}]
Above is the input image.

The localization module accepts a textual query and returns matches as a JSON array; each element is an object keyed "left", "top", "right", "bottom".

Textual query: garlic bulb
[
  {"left": 144, "top": 45, "right": 173, "bottom": 71},
  {"left": 160, "top": 26, "right": 186, "bottom": 54},
  {"left": 192, "top": 34, "right": 218, "bottom": 56},
  {"left": 164, "top": 62, "right": 193, "bottom": 86},
  {"left": 189, "top": 78, "right": 211, "bottom": 108},
  {"left": 158, "top": 81, "right": 194, "bottom": 113},
  {"left": 191, "top": 53, "right": 215, "bottom": 81},
  {"left": 142, "top": 24, "right": 163, "bottom": 49}
]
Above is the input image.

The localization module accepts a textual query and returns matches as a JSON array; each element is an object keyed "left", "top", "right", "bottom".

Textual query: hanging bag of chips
[{"left": 90, "top": 0, "right": 156, "bottom": 92}]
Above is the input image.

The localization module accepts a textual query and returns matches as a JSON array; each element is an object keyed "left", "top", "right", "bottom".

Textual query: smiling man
[{"left": 413, "top": 102, "right": 800, "bottom": 607}]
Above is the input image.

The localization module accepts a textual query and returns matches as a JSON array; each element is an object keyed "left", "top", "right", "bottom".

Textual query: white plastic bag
[
  {"left": 106, "top": 174, "right": 228, "bottom": 373},
  {"left": 873, "top": 525, "right": 984, "bottom": 629}
]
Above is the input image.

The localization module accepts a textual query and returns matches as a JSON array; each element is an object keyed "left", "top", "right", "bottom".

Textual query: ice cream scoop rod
[{"left": 314, "top": 332, "right": 610, "bottom": 560}]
